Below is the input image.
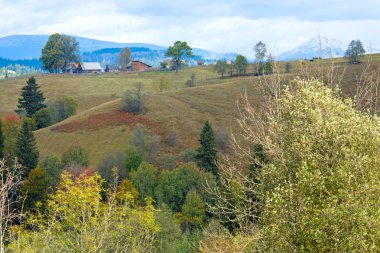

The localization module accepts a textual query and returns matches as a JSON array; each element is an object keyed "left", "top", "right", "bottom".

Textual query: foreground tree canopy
[
  {"left": 40, "top": 33, "right": 80, "bottom": 73},
  {"left": 212, "top": 78, "right": 380, "bottom": 252}
]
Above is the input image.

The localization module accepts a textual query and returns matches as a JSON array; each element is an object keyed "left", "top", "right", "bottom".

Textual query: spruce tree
[
  {"left": 16, "top": 76, "right": 46, "bottom": 117},
  {"left": 16, "top": 118, "right": 39, "bottom": 178},
  {"left": 0, "top": 120, "right": 4, "bottom": 158},
  {"left": 195, "top": 121, "right": 219, "bottom": 179}
]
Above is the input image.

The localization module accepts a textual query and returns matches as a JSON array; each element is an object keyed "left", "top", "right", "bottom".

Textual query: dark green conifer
[
  {"left": 195, "top": 121, "right": 219, "bottom": 179},
  {"left": 16, "top": 118, "right": 39, "bottom": 177},
  {"left": 16, "top": 76, "right": 46, "bottom": 117}
]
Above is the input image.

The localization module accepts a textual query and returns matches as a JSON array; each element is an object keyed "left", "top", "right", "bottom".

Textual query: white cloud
[{"left": 0, "top": 0, "right": 379, "bottom": 55}]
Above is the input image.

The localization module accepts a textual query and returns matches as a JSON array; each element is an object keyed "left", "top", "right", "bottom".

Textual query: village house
[
  {"left": 77, "top": 62, "right": 103, "bottom": 73},
  {"left": 128, "top": 60, "right": 152, "bottom": 72},
  {"left": 197, "top": 59, "right": 205, "bottom": 66},
  {"left": 66, "top": 62, "right": 103, "bottom": 74}
]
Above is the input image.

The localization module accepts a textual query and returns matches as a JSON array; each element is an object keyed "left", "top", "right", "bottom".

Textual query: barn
[
  {"left": 129, "top": 61, "right": 152, "bottom": 72},
  {"left": 77, "top": 62, "right": 103, "bottom": 73}
]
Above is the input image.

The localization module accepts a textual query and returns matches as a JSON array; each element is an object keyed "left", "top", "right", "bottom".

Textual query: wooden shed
[
  {"left": 78, "top": 62, "right": 103, "bottom": 73},
  {"left": 130, "top": 61, "right": 152, "bottom": 72}
]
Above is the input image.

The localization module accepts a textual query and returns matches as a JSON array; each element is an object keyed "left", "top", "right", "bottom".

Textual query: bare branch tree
[{"left": 0, "top": 159, "right": 23, "bottom": 253}]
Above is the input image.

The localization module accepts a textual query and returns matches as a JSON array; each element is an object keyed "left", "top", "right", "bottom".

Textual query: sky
[{"left": 0, "top": 0, "right": 379, "bottom": 55}]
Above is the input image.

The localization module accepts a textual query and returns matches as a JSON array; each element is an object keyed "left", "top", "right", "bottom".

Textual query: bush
[
  {"left": 33, "top": 108, "right": 52, "bottom": 129},
  {"left": 165, "top": 129, "right": 178, "bottom": 147},
  {"left": 258, "top": 79, "right": 380, "bottom": 251},
  {"left": 156, "top": 75, "right": 170, "bottom": 92},
  {"left": 163, "top": 154, "right": 177, "bottom": 170},
  {"left": 49, "top": 96, "right": 78, "bottom": 123},
  {"left": 123, "top": 82, "right": 144, "bottom": 114},
  {"left": 285, "top": 62, "right": 292, "bottom": 73},
  {"left": 19, "top": 167, "right": 49, "bottom": 213},
  {"left": 216, "top": 125, "right": 231, "bottom": 152},
  {"left": 61, "top": 145, "right": 89, "bottom": 169},
  {"left": 133, "top": 124, "right": 160, "bottom": 162},
  {"left": 180, "top": 148, "right": 197, "bottom": 163},
  {"left": 185, "top": 73, "right": 196, "bottom": 87},
  {"left": 97, "top": 151, "right": 126, "bottom": 184}
]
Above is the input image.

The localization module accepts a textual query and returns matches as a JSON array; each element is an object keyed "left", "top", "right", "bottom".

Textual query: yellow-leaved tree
[
  {"left": 8, "top": 169, "right": 159, "bottom": 253},
  {"left": 207, "top": 78, "right": 380, "bottom": 252}
]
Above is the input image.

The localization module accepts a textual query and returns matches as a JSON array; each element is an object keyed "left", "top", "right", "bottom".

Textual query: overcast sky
[{"left": 0, "top": 0, "right": 379, "bottom": 55}]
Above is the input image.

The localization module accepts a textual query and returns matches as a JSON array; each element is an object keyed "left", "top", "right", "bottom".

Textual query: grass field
[{"left": 1, "top": 57, "right": 380, "bottom": 168}]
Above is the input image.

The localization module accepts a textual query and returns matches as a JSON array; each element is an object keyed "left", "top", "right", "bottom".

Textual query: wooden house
[
  {"left": 77, "top": 62, "right": 103, "bottom": 73},
  {"left": 129, "top": 61, "right": 152, "bottom": 72}
]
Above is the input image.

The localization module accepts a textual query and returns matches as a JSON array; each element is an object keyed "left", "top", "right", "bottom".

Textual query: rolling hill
[{"left": 1, "top": 58, "right": 379, "bottom": 168}]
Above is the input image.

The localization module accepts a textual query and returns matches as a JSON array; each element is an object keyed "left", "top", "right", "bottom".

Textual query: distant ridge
[{"left": 0, "top": 35, "right": 235, "bottom": 61}]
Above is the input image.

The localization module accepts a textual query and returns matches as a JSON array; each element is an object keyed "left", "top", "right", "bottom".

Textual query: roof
[
  {"left": 80, "top": 62, "right": 102, "bottom": 71},
  {"left": 132, "top": 60, "right": 152, "bottom": 67}
]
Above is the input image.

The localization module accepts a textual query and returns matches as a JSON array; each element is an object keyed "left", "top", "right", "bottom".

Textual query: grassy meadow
[{"left": 1, "top": 58, "right": 380, "bottom": 167}]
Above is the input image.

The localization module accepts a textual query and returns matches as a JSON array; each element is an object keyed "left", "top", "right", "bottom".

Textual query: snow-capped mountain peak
[{"left": 278, "top": 37, "right": 346, "bottom": 61}]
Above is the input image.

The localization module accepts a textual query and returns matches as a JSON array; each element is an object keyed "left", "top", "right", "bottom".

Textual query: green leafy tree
[
  {"left": 155, "top": 163, "right": 216, "bottom": 213},
  {"left": 33, "top": 108, "right": 51, "bottom": 129},
  {"left": 16, "top": 76, "right": 46, "bottom": 117},
  {"left": 97, "top": 151, "right": 126, "bottom": 184},
  {"left": 15, "top": 118, "right": 39, "bottom": 177},
  {"left": 195, "top": 121, "right": 219, "bottom": 179},
  {"left": 254, "top": 41, "right": 267, "bottom": 63},
  {"left": 227, "top": 62, "right": 235, "bottom": 77},
  {"left": 0, "top": 120, "right": 4, "bottom": 158},
  {"left": 234, "top": 55, "right": 248, "bottom": 76},
  {"left": 345, "top": 39, "right": 366, "bottom": 63},
  {"left": 61, "top": 145, "right": 89, "bottom": 169},
  {"left": 154, "top": 205, "right": 182, "bottom": 253},
  {"left": 214, "top": 60, "right": 228, "bottom": 78},
  {"left": 40, "top": 154, "right": 63, "bottom": 187},
  {"left": 254, "top": 41, "right": 267, "bottom": 75},
  {"left": 40, "top": 33, "right": 80, "bottom": 73},
  {"left": 178, "top": 190, "right": 206, "bottom": 232},
  {"left": 131, "top": 162, "right": 159, "bottom": 202},
  {"left": 125, "top": 146, "right": 143, "bottom": 175},
  {"left": 20, "top": 167, "right": 49, "bottom": 213},
  {"left": 165, "top": 41, "right": 193, "bottom": 73}
]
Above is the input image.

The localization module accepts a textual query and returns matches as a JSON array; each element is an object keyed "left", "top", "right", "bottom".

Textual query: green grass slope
[{"left": 2, "top": 58, "right": 380, "bottom": 168}]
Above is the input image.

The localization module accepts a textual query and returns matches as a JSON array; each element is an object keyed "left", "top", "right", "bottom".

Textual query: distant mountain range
[
  {"left": 1, "top": 35, "right": 379, "bottom": 68},
  {"left": 0, "top": 35, "right": 236, "bottom": 66},
  {"left": 277, "top": 37, "right": 380, "bottom": 61}
]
